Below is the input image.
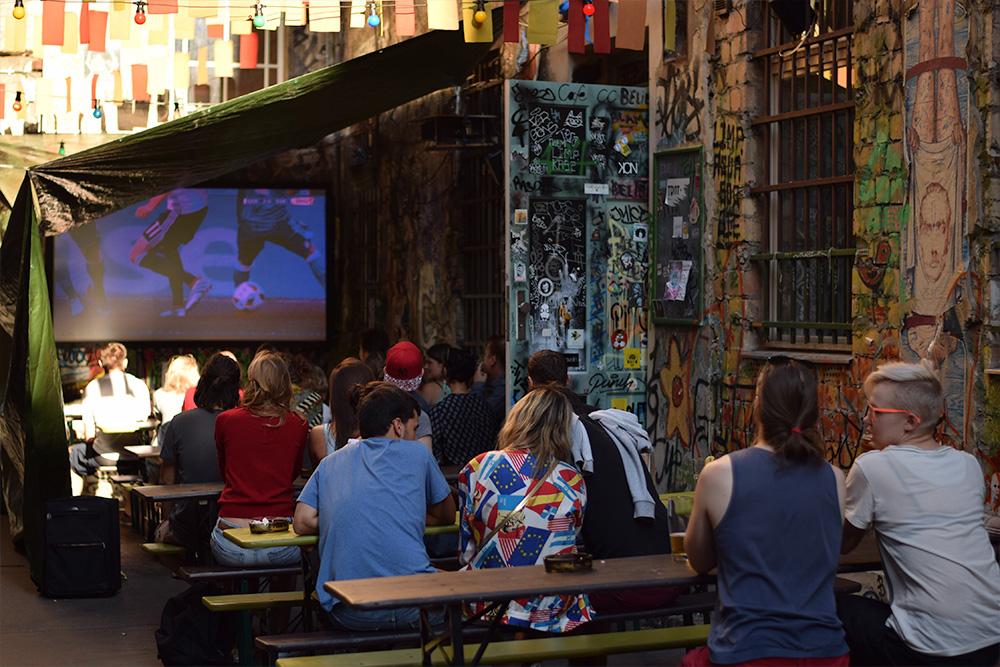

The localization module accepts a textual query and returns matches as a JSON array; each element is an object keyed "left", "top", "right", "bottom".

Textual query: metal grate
[
  {"left": 750, "top": 0, "right": 855, "bottom": 347},
  {"left": 457, "top": 54, "right": 504, "bottom": 352}
]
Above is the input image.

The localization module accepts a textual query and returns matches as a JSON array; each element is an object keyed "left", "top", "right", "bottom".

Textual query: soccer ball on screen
[{"left": 232, "top": 281, "right": 264, "bottom": 311}]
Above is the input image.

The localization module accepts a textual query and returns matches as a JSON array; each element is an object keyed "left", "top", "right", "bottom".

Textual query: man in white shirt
[
  {"left": 69, "top": 342, "right": 151, "bottom": 487},
  {"left": 839, "top": 361, "right": 1000, "bottom": 666}
]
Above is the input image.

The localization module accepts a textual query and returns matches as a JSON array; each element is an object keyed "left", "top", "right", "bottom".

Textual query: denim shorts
[
  {"left": 210, "top": 518, "right": 300, "bottom": 567},
  {"left": 327, "top": 604, "right": 444, "bottom": 632}
]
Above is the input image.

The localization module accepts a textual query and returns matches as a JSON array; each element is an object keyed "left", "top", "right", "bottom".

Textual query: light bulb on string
[
  {"left": 366, "top": 1, "right": 379, "bottom": 26},
  {"left": 252, "top": 2, "right": 266, "bottom": 28},
  {"left": 12, "top": 0, "right": 25, "bottom": 20},
  {"left": 173, "top": 102, "right": 182, "bottom": 119},
  {"left": 12, "top": 91, "right": 22, "bottom": 112},
  {"left": 134, "top": 0, "right": 146, "bottom": 24},
  {"left": 473, "top": 0, "right": 486, "bottom": 25},
  {"left": 582, "top": 1, "right": 595, "bottom": 16},
  {"left": 58, "top": 141, "right": 66, "bottom": 156},
  {"left": 93, "top": 101, "right": 102, "bottom": 119}
]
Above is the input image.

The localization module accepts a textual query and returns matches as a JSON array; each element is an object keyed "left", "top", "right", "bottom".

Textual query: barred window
[{"left": 751, "top": 0, "right": 855, "bottom": 347}]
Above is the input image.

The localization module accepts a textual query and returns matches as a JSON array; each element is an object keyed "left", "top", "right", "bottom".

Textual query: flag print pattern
[{"left": 458, "top": 450, "right": 592, "bottom": 632}]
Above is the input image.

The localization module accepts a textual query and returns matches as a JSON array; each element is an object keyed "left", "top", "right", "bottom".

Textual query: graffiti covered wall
[
  {"left": 645, "top": 0, "right": 999, "bottom": 517},
  {"left": 507, "top": 81, "right": 650, "bottom": 413}
]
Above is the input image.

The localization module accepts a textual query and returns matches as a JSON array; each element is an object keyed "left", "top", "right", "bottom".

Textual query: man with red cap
[{"left": 383, "top": 342, "right": 433, "bottom": 451}]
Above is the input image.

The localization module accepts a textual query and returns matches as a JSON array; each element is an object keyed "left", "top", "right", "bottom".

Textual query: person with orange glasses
[{"left": 839, "top": 362, "right": 999, "bottom": 666}]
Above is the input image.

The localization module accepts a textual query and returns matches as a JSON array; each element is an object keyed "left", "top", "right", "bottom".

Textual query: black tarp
[{"left": 0, "top": 18, "right": 498, "bottom": 581}]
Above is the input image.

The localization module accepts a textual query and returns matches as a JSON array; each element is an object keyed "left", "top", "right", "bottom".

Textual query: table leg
[
  {"left": 300, "top": 547, "right": 313, "bottom": 632},
  {"left": 447, "top": 604, "right": 464, "bottom": 666},
  {"left": 234, "top": 578, "right": 254, "bottom": 667}
]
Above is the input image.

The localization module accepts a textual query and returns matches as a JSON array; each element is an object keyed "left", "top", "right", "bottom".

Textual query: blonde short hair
[
  {"left": 498, "top": 385, "right": 572, "bottom": 477},
  {"left": 864, "top": 361, "right": 943, "bottom": 433},
  {"left": 163, "top": 355, "right": 200, "bottom": 393}
]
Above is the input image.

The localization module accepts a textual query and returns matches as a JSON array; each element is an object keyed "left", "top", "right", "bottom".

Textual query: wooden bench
[
  {"left": 180, "top": 564, "right": 301, "bottom": 584},
  {"left": 204, "top": 590, "right": 312, "bottom": 667},
  {"left": 256, "top": 588, "right": 717, "bottom": 665},
  {"left": 273, "top": 624, "right": 712, "bottom": 667}
]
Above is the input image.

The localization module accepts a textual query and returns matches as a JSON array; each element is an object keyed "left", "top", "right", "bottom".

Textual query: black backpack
[{"left": 155, "top": 583, "right": 237, "bottom": 666}]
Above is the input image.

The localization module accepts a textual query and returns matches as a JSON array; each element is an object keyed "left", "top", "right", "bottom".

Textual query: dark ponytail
[{"left": 754, "top": 360, "right": 825, "bottom": 464}]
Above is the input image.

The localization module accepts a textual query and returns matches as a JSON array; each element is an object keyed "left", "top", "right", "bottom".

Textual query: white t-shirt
[
  {"left": 846, "top": 445, "right": 1000, "bottom": 656},
  {"left": 82, "top": 370, "right": 151, "bottom": 439}
]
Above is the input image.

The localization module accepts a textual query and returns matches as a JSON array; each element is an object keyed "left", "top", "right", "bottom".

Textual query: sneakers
[
  {"left": 69, "top": 296, "right": 84, "bottom": 316},
  {"left": 160, "top": 307, "right": 186, "bottom": 317},
  {"left": 185, "top": 277, "right": 212, "bottom": 312}
]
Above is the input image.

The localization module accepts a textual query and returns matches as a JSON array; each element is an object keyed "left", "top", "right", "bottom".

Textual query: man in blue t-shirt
[{"left": 293, "top": 381, "right": 455, "bottom": 631}]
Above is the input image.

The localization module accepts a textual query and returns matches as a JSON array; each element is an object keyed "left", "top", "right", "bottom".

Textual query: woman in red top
[{"left": 210, "top": 351, "right": 308, "bottom": 566}]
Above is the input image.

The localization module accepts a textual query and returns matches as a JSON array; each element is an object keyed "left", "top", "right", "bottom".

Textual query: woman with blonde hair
[
  {"left": 154, "top": 354, "right": 200, "bottom": 426},
  {"left": 308, "top": 359, "right": 375, "bottom": 464},
  {"left": 458, "top": 385, "right": 593, "bottom": 633},
  {"left": 211, "top": 351, "right": 308, "bottom": 566}
]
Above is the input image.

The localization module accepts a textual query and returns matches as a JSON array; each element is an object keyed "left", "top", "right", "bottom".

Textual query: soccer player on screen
[
  {"left": 129, "top": 189, "right": 212, "bottom": 317},
  {"left": 233, "top": 189, "right": 326, "bottom": 299}
]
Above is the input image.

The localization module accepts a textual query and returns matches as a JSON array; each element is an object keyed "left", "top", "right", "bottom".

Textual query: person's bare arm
[
  {"left": 308, "top": 425, "right": 327, "bottom": 467},
  {"left": 684, "top": 457, "right": 731, "bottom": 574},
  {"left": 418, "top": 435, "right": 433, "bottom": 453},
  {"left": 292, "top": 502, "right": 319, "bottom": 535},
  {"left": 426, "top": 492, "right": 456, "bottom": 526}
]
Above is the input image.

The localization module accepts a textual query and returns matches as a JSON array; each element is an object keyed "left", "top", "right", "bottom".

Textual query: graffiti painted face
[{"left": 917, "top": 185, "right": 951, "bottom": 283}]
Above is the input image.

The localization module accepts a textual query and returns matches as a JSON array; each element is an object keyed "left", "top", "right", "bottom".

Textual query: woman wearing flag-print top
[{"left": 458, "top": 385, "right": 593, "bottom": 633}]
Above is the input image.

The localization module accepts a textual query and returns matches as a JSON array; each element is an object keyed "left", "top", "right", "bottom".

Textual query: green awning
[{"left": 29, "top": 16, "right": 498, "bottom": 235}]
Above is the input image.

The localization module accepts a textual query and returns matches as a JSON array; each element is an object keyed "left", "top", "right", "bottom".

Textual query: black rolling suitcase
[{"left": 37, "top": 496, "right": 122, "bottom": 597}]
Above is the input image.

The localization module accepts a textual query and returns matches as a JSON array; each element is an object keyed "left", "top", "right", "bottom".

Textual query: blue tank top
[{"left": 709, "top": 447, "right": 847, "bottom": 664}]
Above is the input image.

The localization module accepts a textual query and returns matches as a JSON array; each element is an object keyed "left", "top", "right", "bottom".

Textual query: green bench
[
  {"left": 274, "top": 623, "right": 712, "bottom": 667},
  {"left": 180, "top": 564, "right": 301, "bottom": 584},
  {"left": 203, "top": 590, "right": 311, "bottom": 666},
  {"left": 256, "top": 588, "right": 716, "bottom": 665},
  {"left": 141, "top": 542, "right": 193, "bottom": 557}
]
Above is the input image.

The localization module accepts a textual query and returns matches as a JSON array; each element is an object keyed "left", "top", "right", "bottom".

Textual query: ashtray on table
[
  {"left": 249, "top": 518, "right": 289, "bottom": 534},
  {"left": 544, "top": 553, "right": 593, "bottom": 573}
]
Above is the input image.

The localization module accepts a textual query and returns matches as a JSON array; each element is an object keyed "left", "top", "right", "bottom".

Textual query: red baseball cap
[{"left": 384, "top": 342, "right": 424, "bottom": 392}]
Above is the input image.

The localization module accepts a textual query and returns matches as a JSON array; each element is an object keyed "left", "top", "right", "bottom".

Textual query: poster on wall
[{"left": 652, "top": 147, "right": 703, "bottom": 324}]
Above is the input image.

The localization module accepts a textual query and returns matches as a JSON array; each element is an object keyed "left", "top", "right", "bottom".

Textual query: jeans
[
  {"left": 210, "top": 518, "right": 300, "bottom": 567},
  {"left": 327, "top": 604, "right": 444, "bottom": 632}
]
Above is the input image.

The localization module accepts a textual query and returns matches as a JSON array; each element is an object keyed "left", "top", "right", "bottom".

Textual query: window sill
[{"left": 742, "top": 349, "right": 854, "bottom": 366}]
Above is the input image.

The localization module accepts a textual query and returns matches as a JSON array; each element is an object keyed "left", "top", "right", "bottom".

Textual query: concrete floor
[
  {"left": 0, "top": 511, "right": 188, "bottom": 667},
  {"left": 1, "top": 509, "right": 688, "bottom": 667}
]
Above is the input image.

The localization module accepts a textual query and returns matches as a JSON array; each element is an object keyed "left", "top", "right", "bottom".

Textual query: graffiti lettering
[{"left": 714, "top": 118, "right": 743, "bottom": 244}]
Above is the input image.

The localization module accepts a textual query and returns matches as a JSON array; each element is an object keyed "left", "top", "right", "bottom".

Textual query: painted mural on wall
[
  {"left": 507, "top": 81, "right": 649, "bottom": 412},
  {"left": 900, "top": 0, "right": 971, "bottom": 443}
]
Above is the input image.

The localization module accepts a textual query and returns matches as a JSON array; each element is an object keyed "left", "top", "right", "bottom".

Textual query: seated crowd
[{"left": 70, "top": 337, "right": 1000, "bottom": 666}]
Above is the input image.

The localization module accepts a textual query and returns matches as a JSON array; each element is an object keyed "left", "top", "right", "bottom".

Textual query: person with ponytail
[
  {"left": 680, "top": 359, "right": 848, "bottom": 667},
  {"left": 308, "top": 359, "right": 375, "bottom": 465},
  {"left": 211, "top": 351, "right": 308, "bottom": 566}
]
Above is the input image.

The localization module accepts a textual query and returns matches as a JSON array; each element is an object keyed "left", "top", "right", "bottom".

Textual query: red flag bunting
[
  {"left": 80, "top": 2, "right": 91, "bottom": 44},
  {"left": 90, "top": 11, "right": 108, "bottom": 52},
  {"left": 132, "top": 64, "right": 150, "bottom": 101},
  {"left": 42, "top": 1, "right": 66, "bottom": 46},
  {"left": 567, "top": 0, "right": 585, "bottom": 53},
  {"left": 503, "top": 0, "right": 519, "bottom": 43},
  {"left": 592, "top": 0, "right": 609, "bottom": 53},
  {"left": 239, "top": 32, "right": 259, "bottom": 70}
]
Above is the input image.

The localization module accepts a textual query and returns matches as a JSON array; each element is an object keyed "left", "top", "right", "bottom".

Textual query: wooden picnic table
[
  {"left": 124, "top": 444, "right": 162, "bottom": 458},
  {"left": 132, "top": 482, "right": 224, "bottom": 542},
  {"left": 323, "top": 534, "right": 884, "bottom": 666}
]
